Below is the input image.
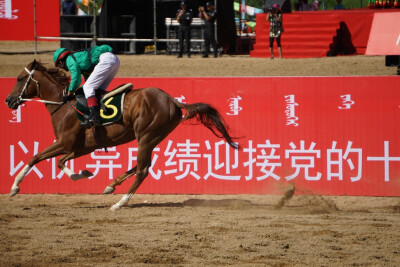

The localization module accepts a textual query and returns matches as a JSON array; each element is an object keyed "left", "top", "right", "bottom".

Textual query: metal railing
[{"left": 34, "top": 0, "right": 217, "bottom": 55}]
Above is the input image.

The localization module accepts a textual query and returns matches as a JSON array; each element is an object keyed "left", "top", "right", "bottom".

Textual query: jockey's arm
[{"left": 66, "top": 57, "right": 82, "bottom": 93}]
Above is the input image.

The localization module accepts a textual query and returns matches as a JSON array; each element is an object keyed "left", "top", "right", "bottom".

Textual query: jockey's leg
[
  {"left": 84, "top": 52, "right": 119, "bottom": 93},
  {"left": 98, "top": 53, "right": 120, "bottom": 91},
  {"left": 80, "top": 96, "right": 101, "bottom": 127},
  {"left": 82, "top": 52, "right": 119, "bottom": 127}
]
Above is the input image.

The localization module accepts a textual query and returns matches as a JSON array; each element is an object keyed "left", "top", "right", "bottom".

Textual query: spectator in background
[
  {"left": 397, "top": 56, "right": 400, "bottom": 75},
  {"left": 176, "top": 1, "right": 193, "bottom": 58},
  {"left": 294, "top": 0, "right": 300, "bottom": 11},
  {"left": 267, "top": 4, "right": 283, "bottom": 59},
  {"left": 312, "top": 0, "right": 320, "bottom": 10},
  {"left": 295, "top": 0, "right": 313, "bottom": 11},
  {"left": 334, "top": 0, "right": 346, "bottom": 9},
  {"left": 62, "top": 0, "right": 77, "bottom": 15},
  {"left": 199, "top": 1, "right": 218, "bottom": 58}
]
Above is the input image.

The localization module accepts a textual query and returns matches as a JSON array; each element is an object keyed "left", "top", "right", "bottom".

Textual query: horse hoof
[
  {"left": 110, "top": 204, "right": 120, "bottom": 211},
  {"left": 81, "top": 170, "right": 94, "bottom": 177},
  {"left": 71, "top": 170, "right": 93, "bottom": 181},
  {"left": 103, "top": 186, "right": 115, "bottom": 194},
  {"left": 10, "top": 187, "right": 20, "bottom": 197}
]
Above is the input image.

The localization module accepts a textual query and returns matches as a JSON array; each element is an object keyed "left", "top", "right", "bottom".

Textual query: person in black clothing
[
  {"left": 176, "top": 1, "right": 193, "bottom": 58},
  {"left": 199, "top": 1, "right": 218, "bottom": 58},
  {"left": 62, "top": 0, "right": 77, "bottom": 15},
  {"left": 397, "top": 61, "right": 400, "bottom": 76},
  {"left": 267, "top": 4, "right": 283, "bottom": 59}
]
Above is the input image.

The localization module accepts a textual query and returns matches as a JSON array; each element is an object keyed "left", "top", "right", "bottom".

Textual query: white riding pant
[{"left": 83, "top": 52, "right": 120, "bottom": 99}]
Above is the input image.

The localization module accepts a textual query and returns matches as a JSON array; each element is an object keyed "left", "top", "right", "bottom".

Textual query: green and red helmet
[{"left": 53, "top": 48, "right": 71, "bottom": 66}]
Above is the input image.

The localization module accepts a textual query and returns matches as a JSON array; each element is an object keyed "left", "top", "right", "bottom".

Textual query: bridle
[{"left": 17, "top": 66, "right": 63, "bottom": 106}]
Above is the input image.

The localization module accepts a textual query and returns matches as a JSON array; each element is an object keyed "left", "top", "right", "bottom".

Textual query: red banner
[
  {"left": 0, "top": 0, "right": 59, "bottom": 40},
  {"left": 1, "top": 76, "right": 400, "bottom": 196}
]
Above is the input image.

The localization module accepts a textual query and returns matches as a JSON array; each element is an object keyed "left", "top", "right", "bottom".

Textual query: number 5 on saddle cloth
[{"left": 74, "top": 83, "right": 133, "bottom": 126}]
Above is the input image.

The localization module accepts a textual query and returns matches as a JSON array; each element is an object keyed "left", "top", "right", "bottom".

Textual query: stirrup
[
  {"left": 80, "top": 118, "right": 102, "bottom": 128},
  {"left": 92, "top": 118, "right": 102, "bottom": 127},
  {"left": 80, "top": 119, "right": 93, "bottom": 128}
]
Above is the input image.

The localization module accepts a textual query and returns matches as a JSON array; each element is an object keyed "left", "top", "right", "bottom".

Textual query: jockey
[{"left": 53, "top": 44, "right": 120, "bottom": 127}]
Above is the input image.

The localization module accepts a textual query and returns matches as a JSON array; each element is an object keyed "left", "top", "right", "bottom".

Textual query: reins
[
  {"left": 18, "top": 66, "right": 67, "bottom": 116},
  {"left": 50, "top": 102, "right": 66, "bottom": 115},
  {"left": 65, "top": 100, "right": 85, "bottom": 116},
  {"left": 18, "top": 62, "right": 108, "bottom": 152},
  {"left": 21, "top": 98, "right": 64, "bottom": 105}
]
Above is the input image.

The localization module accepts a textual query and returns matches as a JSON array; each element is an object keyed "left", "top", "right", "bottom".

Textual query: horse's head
[{"left": 5, "top": 60, "right": 43, "bottom": 109}]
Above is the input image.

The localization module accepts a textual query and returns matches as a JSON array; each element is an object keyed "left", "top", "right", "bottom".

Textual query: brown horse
[{"left": 5, "top": 60, "right": 238, "bottom": 210}]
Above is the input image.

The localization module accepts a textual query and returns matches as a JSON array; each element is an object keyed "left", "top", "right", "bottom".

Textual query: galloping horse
[{"left": 5, "top": 60, "right": 238, "bottom": 211}]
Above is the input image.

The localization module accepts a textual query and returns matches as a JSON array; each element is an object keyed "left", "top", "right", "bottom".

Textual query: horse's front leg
[
  {"left": 103, "top": 166, "right": 137, "bottom": 194},
  {"left": 10, "top": 141, "right": 66, "bottom": 197},
  {"left": 57, "top": 152, "right": 93, "bottom": 181}
]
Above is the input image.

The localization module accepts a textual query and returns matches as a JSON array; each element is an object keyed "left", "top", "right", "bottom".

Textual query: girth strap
[{"left": 92, "top": 127, "right": 108, "bottom": 153}]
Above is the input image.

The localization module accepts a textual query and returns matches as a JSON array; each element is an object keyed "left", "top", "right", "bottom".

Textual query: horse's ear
[{"left": 28, "top": 59, "right": 37, "bottom": 70}]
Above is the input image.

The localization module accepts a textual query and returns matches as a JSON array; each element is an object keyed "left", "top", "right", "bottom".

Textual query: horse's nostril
[{"left": 5, "top": 96, "right": 18, "bottom": 109}]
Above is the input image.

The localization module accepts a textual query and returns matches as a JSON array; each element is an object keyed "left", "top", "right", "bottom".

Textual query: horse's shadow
[
  {"left": 127, "top": 198, "right": 264, "bottom": 209},
  {"left": 83, "top": 198, "right": 268, "bottom": 209}
]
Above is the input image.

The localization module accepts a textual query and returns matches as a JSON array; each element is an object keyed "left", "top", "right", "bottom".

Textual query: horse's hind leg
[
  {"left": 58, "top": 152, "right": 94, "bottom": 181},
  {"left": 103, "top": 166, "right": 137, "bottom": 194},
  {"left": 110, "top": 143, "right": 152, "bottom": 211},
  {"left": 110, "top": 124, "right": 181, "bottom": 210},
  {"left": 109, "top": 91, "right": 182, "bottom": 210},
  {"left": 109, "top": 127, "right": 170, "bottom": 211},
  {"left": 10, "top": 141, "right": 65, "bottom": 196}
]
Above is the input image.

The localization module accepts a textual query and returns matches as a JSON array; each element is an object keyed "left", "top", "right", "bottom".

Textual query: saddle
[{"left": 74, "top": 83, "right": 133, "bottom": 126}]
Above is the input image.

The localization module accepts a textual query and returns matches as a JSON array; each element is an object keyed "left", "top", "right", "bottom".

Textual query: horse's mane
[{"left": 32, "top": 61, "right": 70, "bottom": 88}]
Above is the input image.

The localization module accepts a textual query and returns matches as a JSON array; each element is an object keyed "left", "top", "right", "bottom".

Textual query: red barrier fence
[
  {"left": 251, "top": 10, "right": 400, "bottom": 58},
  {"left": 366, "top": 12, "right": 400, "bottom": 55},
  {"left": 1, "top": 76, "right": 400, "bottom": 196}
]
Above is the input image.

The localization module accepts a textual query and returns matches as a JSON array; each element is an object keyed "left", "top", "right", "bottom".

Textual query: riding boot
[
  {"left": 80, "top": 105, "right": 102, "bottom": 127},
  {"left": 90, "top": 105, "right": 102, "bottom": 127}
]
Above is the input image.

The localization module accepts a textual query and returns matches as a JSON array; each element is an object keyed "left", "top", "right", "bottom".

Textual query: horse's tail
[{"left": 174, "top": 100, "right": 239, "bottom": 149}]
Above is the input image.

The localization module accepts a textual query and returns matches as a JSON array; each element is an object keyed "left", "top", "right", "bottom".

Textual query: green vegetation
[
  {"left": 316, "top": 0, "right": 369, "bottom": 9},
  {"left": 73, "top": 0, "right": 103, "bottom": 15}
]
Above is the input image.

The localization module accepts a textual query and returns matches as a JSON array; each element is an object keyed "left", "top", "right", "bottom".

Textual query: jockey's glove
[{"left": 62, "top": 93, "right": 75, "bottom": 103}]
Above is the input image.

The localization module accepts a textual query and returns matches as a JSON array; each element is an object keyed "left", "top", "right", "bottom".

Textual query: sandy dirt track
[
  {"left": 1, "top": 194, "right": 400, "bottom": 266},
  {"left": 1, "top": 41, "right": 399, "bottom": 266}
]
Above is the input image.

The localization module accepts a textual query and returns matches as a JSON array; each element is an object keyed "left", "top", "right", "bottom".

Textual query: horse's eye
[{"left": 17, "top": 77, "right": 22, "bottom": 82}]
